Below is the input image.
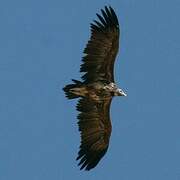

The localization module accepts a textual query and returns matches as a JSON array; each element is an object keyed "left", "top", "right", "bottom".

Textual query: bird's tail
[{"left": 63, "top": 79, "right": 82, "bottom": 99}]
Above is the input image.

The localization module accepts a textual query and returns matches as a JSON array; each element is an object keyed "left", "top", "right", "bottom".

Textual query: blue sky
[{"left": 0, "top": 0, "right": 180, "bottom": 179}]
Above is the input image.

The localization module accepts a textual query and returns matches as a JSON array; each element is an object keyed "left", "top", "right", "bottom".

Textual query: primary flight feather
[{"left": 63, "top": 6, "right": 127, "bottom": 171}]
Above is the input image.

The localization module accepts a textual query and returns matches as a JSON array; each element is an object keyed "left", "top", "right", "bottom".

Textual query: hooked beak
[
  {"left": 121, "top": 91, "right": 127, "bottom": 97},
  {"left": 117, "top": 89, "right": 127, "bottom": 97}
]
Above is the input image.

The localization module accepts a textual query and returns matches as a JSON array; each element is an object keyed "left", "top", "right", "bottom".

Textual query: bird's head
[
  {"left": 114, "top": 88, "right": 127, "bottom": 96},
  {"left": 103, "top": 83, "right": 127, "bottom": 97}
]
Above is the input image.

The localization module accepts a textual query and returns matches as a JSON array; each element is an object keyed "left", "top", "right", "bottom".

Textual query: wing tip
[
  {"left": 91, "top": 6, "right": 119, "bottom": 32},
  {"left": 76, "top": 147, "right": 108, "bottom": 171}
]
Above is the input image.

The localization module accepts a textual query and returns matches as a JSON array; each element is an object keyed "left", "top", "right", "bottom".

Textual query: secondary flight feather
[{"left": 63, "top": 6, "right": 127, "bottom": 171}]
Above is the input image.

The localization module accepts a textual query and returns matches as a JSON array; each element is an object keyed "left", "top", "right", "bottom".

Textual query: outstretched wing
[
  {"left": 76, "top": 97, "right": 112, "bottom": 170},
  {"left": 80, "top": 6, "right": 119, "bottom": 83}
]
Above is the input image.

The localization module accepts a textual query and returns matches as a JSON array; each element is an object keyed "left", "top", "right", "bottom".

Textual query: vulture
[{"left": 63, "top": 6, "right": 127, "bottom": 171}]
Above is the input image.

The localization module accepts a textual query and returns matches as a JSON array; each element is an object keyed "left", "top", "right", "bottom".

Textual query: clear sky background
[{"left": 0, "top": 0, "right": 180, "bottom": 179}]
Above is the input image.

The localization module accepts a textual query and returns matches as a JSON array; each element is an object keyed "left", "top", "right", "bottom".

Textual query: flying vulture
[{"left": 63, "top": 6, "right": 127, "bottom": 171}]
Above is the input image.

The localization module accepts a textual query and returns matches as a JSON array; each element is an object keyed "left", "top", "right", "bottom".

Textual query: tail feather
[{"left": 63, "top": 79, "right": 82, "bottom": 99}]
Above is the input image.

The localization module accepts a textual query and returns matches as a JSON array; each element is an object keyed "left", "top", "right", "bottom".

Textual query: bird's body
[
  {"left": 67, "top": 81, "right": 126, "bottom": 100},
  {"left": 63, "top": 6, "right": 127, "bottom": 171}
]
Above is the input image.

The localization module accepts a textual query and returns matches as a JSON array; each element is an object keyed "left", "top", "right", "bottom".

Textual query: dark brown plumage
[
  {"left": 81, "top": 6, "right": 119, "bottom": 83},
  {"left": 76, "top": 97, "right": 112, "bottom": 170},
  {"left": 63, "top": 6, "right": 126, "bottom": 171}
]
